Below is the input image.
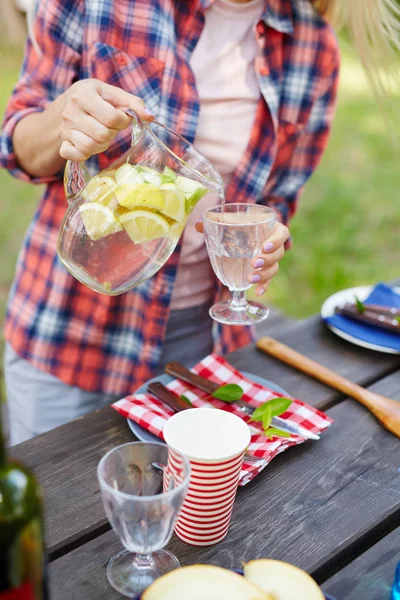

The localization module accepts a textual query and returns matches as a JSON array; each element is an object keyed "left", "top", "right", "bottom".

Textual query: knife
[
  {"left": 164, "top": 362, "right": 319, "bottom": 441},
  {"left": 147, "top": 382, "right": 261, "bottom": 461}
]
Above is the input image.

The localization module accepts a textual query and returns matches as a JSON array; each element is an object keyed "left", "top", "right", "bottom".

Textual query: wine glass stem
[
  {"left": 132, "top": 553, "right": 155, "bottom": 569},
  {"left": 230, "top": 290, "right": 247, "bottom": 310}
]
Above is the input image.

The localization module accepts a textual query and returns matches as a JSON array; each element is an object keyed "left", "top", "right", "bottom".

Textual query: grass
[{"left": 0, "top": 39, "right": 399, "bottom": 337}]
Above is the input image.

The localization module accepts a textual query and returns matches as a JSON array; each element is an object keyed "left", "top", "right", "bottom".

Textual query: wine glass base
[
  {"left": 209, "top": 300, "right": 270, "bottom": 325},
  {"left": 107, "top": 549, "right": 180, "bottom": 597}
]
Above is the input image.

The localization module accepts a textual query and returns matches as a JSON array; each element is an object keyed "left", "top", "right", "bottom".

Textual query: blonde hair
[{"left": 313, "top": 0, "right": 400, "bottom": 99}]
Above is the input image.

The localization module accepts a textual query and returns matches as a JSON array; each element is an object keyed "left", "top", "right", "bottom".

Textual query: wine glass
[
  {"left": 97, "top": 442, "right": 191, "bottom": 597},
  {"left": 203, "top": 203, "right": 276, "bottom": 325}
]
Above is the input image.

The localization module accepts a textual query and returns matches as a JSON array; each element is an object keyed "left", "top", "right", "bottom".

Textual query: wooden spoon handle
[{"left": 256, "top": 336, "right": 400, "bottom": 438}]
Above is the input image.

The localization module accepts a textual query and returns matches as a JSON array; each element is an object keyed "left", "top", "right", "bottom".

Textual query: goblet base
[
  {"left": 209, "top": 300, "right": 270, "bottom": 325},
  {"left": 107, "top": 549, "right": 180, "bottom": 597}
]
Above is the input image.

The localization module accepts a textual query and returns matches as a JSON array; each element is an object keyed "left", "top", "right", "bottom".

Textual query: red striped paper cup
[{"left": 163, "top": 408, "right": 251, "bottom": 546}]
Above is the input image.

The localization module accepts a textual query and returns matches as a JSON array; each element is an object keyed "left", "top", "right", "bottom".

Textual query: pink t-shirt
[{"left": 170, "top": 0, "right": 263, "bottom": 310}]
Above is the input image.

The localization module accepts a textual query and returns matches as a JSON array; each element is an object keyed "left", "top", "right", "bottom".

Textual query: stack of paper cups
[{"left": 163, "top": 408, "right": 251, "bottom": 546}]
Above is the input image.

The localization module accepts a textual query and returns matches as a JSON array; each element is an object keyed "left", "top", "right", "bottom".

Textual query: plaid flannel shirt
[{"left": 0, "top": 0, "right": 339, "bottom": 396}]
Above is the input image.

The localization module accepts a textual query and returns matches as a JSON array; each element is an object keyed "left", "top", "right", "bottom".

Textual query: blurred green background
[{"left": 0, "top": 37, "right": 399, "bottom": 348}]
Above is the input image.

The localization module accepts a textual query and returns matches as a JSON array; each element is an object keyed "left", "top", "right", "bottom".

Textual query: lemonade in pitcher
[{"left": 57, "top": 110, "right": 223, "bottom": 295}]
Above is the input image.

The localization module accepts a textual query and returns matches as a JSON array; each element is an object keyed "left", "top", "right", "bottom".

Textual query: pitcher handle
[
  {"left": 63, "top": 108, "right": 144, "bottom": 204},
  {"left": 123, "top": 108, "right": 144, "bottom": 145}
]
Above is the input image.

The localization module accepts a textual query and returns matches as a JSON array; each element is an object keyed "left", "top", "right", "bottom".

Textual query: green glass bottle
[{"left": 0, "top": 407, "right": 48, "bottom": 599}]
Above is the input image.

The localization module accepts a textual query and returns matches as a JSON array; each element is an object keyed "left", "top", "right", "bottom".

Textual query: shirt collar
[{"left": 199, "top": 0, "right": 294, "bottom": 35}]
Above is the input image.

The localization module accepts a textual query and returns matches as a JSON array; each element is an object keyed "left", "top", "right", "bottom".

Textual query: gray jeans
[{"left": 5, "top": 303, "right": 213, "bottom": 445}]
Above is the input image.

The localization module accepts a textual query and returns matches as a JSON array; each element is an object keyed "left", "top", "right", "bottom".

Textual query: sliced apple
[
  {"left": 142, "top": 565, "right": 271, "bottom": 600},
  {"left": 244, "top": 560, "right": 325, "bottom": 600},
  {"left": 115, "top": 163, "right": 145, "bottom": 186}
]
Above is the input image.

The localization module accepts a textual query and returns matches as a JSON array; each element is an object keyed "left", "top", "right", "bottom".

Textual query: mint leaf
[
  {"left": 355, "top": 296, "right": 365, "bottom": 314},
  {"left": 396, "top": 316, "right": 400, "bottom": 324},
  {"left": 180, "top": 395, "right": 192, "bottom": 407},
  {"left": 212, "top": 384, "right": 243, "bottom": 403},
  {"left": 250, "top": 397, "right": 292, "bottom": 422},
  {"left": 262, "top": 403, "right": 272, "bottom": 431},
  {"left": 267, "top": 397, "right": 293, "bottom": 417},
  {"left": 265, "top": 427, "right": 292, "bottom": 439}
]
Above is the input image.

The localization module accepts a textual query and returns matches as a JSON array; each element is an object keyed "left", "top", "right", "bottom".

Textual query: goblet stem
[
  {"left": 132, "top": 553, "right": 155, "bottom": 570},
  {"left": 230, "top": 290, "right": 247, "bottom": 310}
]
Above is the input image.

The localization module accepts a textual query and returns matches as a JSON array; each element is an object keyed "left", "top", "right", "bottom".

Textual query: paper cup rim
[{"left": 163, "top": 408, "right": 251, "bottom": 462}]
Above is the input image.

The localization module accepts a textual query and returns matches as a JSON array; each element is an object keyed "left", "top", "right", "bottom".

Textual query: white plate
[
  {"left": 127, "top": 371, "right": 289, "bottom": 442},
  {"left": 321, "top": 285, "right": 400, "bottom": 355}
]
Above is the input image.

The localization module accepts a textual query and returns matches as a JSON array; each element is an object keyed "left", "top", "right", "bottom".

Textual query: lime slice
[
  {"left": 161, "top": 166, "right": 177, "bottom": 184},
  {"left": 160, "top": 183, "right": 186, "bottom": 222},
  {"left": 120, "top": 209, "right": 170, "bottom": 243},
  {"left": 82, "top": 175, "right": 116, "bottom": 207},
  {"left": 80, "top": 203, "right": 123, "bottom": 241},
  {"left": 185, "top": 186, "right": 209, "bottom": 214},
  {"left": 115, "top": 164, "right": 145, "bottom": 186},
  {"left": 114, "top": 183, "right": 165, "bottom": 211}
]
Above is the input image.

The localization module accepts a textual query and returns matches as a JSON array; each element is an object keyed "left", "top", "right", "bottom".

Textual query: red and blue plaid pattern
[
  {"left": 112, "top": 354, "right": 333, "bottom": 486},
  {"left": 0, "top": 0, "right": 339, "bottom": 396}
]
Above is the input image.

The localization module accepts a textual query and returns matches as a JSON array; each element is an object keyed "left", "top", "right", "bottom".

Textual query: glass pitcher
[{"left": 57, "top": 110, "right": 224, "bottom": 295}]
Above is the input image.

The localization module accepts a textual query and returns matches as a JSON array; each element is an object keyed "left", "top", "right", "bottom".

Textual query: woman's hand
[
  {"left": 248, "top": 222, "right": 290, "bottom": 297},
  {"left": 59, "top": 79, "right": 155, "bottom": 161}
]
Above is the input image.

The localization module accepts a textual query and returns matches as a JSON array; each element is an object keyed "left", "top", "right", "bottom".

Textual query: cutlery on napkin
[
  {"left": 164, "top": 361, "right": 319, "bottom": 440},
  {"left": 335, "top": 302, "right": 400, "bottom": 333},
  {"left": 112, "top": 353, "right": 332, "bottom": 485},
  {"left": 256, "top": 336, "right": 400, "bottom": 438},
  {"left": 324, "top": 283, "right": 400, "bottom": 351},
  {"left": 147, "top": 382, "right": 261, "bottom": 463}
]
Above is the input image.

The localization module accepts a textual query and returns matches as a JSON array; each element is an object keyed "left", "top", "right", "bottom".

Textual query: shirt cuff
[{"left": 0, "top": 106, "right": 62, "bottom": 185}]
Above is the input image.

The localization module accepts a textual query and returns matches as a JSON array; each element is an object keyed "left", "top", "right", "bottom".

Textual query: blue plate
[
  {"left": 132, "top": 568, "right": 337, "bottom": 599},
  {"left": 127, "top": 371, "right": 289, "bottom": 442}
]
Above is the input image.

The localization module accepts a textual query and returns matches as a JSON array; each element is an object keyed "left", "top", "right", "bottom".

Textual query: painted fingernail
[
  {"left": 254, "top": 258, "right": 265, "bottom": 269},
  {"left": 263, "top": 241, "right": 274, "bottom": 253},
  {"left": 258, "top": 288, "right": 266, "bottom": 297},
  {"left": 250, "top": 274, "right": 261, "bottom": 284},
  {"left": 143, "top": 106, "right": 155, "bottom": 118}
]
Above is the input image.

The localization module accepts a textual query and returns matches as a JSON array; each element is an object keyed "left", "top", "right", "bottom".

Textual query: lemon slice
[
  {"left": 120, "top": 209, "right": 170, "bottom": 243},
  {"left": 169, "top": 221, "right": 185, "bottom": 239},
  {"left": 114, "top": 183, "right": 165, "bottom": 211},
  {"left": 160, "top": 183, "right": 186, "bottom": 222},
  {"left": 80, "top": 203, "right": 123, "bottom": 241},
  {"left": 82, "top": 176, "right": 116, "bottom": 207}
]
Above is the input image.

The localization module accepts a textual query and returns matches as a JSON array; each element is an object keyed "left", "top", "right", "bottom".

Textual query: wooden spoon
[{"left": 256, "top": 336, "right": 400, "bottom": 438}]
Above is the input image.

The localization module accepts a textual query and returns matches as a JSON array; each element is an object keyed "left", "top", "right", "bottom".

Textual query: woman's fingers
[
  {"left": 59, "top": 130, "right": 109, "bottom": 161},
  {"left": 261, "top": 223, "right": 290, "bottom": 254},
  {"left": 97, "top": 81, "right": 155, "bottom": 122},
  {"left": 248, "top": 222, "right": 290, "bottom": 293},
  {"left": 60, "top": 79, "right": 155, "bottom": 161},
  {"left": 251, "top": 245, "right": 285, "bottom": 271}
]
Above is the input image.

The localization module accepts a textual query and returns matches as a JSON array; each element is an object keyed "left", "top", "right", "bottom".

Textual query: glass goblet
[
  {"left": 203, "top": 203, "right": 276, "bottom": 325},
  {"left": 97, "top": 441, "right": 190, "bottom": 597}
]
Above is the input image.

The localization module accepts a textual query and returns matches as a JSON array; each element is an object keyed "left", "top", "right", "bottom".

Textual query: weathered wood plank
[
  {"left": 323, "top": 527, "right": 400, "bottom": 600},
  {"left": 11, "top": 315, "right": 400, "bottom": 559},
  {"left": 11, "top": 408, "right": 133, "bottom": 558},
  {"left": 49, "top": 371, "right": 400, "bottom": 599},
  {"left": 231, "top": 315, "right": 400, "bottom": 410}
]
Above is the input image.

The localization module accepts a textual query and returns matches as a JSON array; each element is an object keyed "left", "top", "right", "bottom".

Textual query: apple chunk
[
  {"left": 142, "top": 565, "right": 271, "bottom": 600},
  {"left": 244, "top": 560, "right": 325, "bottom": 600}
]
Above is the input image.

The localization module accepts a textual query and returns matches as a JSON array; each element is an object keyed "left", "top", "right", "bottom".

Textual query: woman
[{"left": 0, "top": 0, "right": 397, "bottom": 444}]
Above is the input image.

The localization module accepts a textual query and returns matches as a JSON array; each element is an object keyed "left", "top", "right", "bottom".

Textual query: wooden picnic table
[{"left": 11, "top": 310, "right": 400, "bottom": 600}]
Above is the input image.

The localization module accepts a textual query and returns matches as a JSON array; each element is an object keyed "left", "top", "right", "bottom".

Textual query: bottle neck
[{"left": 0, "top": 403, "right": 9, "bottom": 467}]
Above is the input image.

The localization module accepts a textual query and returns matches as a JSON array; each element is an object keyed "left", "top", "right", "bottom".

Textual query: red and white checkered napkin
[{"left": 112, "top": 354, "right": 333, "bottom": 486}]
